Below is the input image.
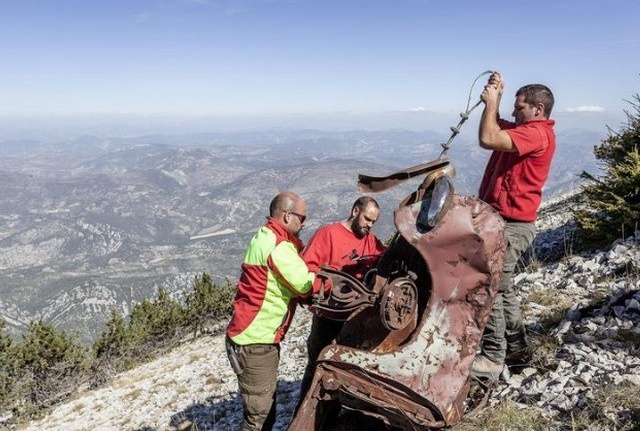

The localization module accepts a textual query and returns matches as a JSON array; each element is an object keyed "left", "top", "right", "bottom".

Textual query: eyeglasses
[{"left": 288, "top": 211, "right": 306, "bottom": 224}]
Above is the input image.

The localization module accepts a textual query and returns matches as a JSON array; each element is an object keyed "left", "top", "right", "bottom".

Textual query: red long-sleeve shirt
[{"left": 302, "top": 222, "right": 385, "bottom": 278}]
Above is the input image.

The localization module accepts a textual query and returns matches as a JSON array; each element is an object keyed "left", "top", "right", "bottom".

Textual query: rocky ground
[
  {"left": 19, "top": 313, "right": 310, "bottom": 431},
  {"left": 17, "top": 195, "right": 640, "bottom": 431}
]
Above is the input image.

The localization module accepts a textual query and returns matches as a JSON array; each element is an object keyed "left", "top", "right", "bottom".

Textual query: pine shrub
[
  {"left": 576, "top": 94, "right": 640, "bottom": 247},
  {"left": 93, "top": 310, "right": 131, "bottom": 359},
  {"left": 92, "top": 311, "right": 134, "bottom": 377},
  {"left": 95, "top": 288, "right": 187, "bottom": 371},
  {"left": 0, "top": 320, "right": 18, "bottom": 413},
  {"left": 128, "top": 288, "right": 186, "bottom": 344},
  {"left": 2, "top": 272, "right": 233, "bottom": 422},
  {"left": 16, "top": 320, "right": 90, "bottom": 412},
  {"left": 184, "top": 273, "right": 234, "bottom": 336}
]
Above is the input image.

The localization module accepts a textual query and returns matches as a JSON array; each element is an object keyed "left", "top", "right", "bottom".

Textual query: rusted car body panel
[{"left": 289, "top": 161, "right": 507, "bottom": 430}]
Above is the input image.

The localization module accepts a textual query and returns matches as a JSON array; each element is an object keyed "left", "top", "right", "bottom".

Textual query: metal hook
[{"left": 437, "top": 70, "right": 494, "bottom": 159}]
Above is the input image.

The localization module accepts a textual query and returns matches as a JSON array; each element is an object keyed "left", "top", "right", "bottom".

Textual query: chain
[{"left": 437, "top": 70, "right": 494, "bottom": 159}]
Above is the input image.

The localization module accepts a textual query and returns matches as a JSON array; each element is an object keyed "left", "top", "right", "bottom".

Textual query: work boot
[
  {"left": 505, "top": 334, "right": 531, "bottom": 367},
  {"left": 505, "top": 346, "right": 532, "bottom": 367},
  {"left": 471, "top": 355, "right": 504, "bottom": 381},
  {"left": 506, "top": 331, "right": 527, "bottom": 350}
]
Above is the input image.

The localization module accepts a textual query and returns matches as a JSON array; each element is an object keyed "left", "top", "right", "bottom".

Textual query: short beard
[{"left": 351, "top": 219, "right": 367, "bottom": 238}]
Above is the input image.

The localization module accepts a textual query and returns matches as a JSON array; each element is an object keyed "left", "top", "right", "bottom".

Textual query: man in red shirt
[
  {"left": 472, "top": 72, "right": 556, "bottom": 380},
  {"left": 297, "top": 196, "right": 386, "bottom": 404}
]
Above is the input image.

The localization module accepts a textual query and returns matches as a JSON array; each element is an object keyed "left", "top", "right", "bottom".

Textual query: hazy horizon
[{"left": 0, "top": 107, "right": 624, "bottom": 143}]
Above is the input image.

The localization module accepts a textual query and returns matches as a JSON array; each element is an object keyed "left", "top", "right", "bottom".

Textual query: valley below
[{"left": 0, "top": 127, "right": 603, "bottom": 343}]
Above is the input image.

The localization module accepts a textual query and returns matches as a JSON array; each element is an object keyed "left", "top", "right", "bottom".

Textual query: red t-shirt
[
  {"left": 478, "top": 119, "right": 556, "bottom": 222},
  {"left": 302, "top": 222, "right": 386, "bottom": 279}
]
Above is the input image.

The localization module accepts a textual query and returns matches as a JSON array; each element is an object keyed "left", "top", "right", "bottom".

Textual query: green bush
[
  {"left": 16, "top": 320, "right": 90, "bottom": 412},
  {"left": 92, "top": 275, "right": 233, "bottom": 373},
  {"left": 184, "top": 273, "right": 234, "bottom": 336},
  {"left": 93, "top": 288, "right": 187, "bottom": 372},
  {"left": 577, "top": 94, "right": 640, "bottom": 247},
  {"left": 128, "top": 288, "right": 186, "bottom": 344},
  {"left": 0, "top": 320, "right": 18, "bottom": 412},
  {"left": 2, "top": 272, "right": 234, "bottom": 423},
  {"left": 92, "top": 310, "right": 134, "bottom": 376},
  {"left": 93, "top": 310, "right": 130, "bottom": 359}
]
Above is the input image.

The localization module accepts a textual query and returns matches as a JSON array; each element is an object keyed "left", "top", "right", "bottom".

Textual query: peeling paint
[{"left": 289, "top": 162, "right": 507, "bottom": 430}]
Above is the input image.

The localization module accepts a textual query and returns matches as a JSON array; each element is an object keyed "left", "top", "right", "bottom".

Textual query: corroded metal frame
[{"left": 289, "top": 160, "right": 507, "bottom": 430}]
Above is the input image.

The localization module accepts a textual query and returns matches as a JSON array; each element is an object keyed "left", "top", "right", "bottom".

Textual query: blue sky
[{"left": 0, "top": 0, "right": 639, "bottom": 135}]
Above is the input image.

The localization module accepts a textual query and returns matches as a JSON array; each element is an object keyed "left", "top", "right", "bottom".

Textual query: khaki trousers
[{"left": 226, "top": 338, "right": 280, "bottom": 431}]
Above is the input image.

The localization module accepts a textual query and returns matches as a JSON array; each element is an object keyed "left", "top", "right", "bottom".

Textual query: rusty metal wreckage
[{"left": 288, "top": 71, "right": 508, "bottom": 430}]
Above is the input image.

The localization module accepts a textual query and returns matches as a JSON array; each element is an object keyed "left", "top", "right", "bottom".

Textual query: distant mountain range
[{"left": 0, "top": 127, "right": 605, "bottom": 343}]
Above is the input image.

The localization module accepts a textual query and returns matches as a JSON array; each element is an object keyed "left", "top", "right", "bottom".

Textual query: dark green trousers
[
  {"left": 481, "top": 221, "right": 536, "bottom": 363},
  {"left": 297, "top": 315, "right": 344, "bottom": 406}
]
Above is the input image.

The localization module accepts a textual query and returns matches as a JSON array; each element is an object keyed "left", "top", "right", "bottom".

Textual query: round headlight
[{"left": 427, "top": 175, "right": 454, "bottom": 227}]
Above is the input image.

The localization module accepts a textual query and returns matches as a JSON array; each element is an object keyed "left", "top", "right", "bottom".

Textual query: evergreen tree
[
  {"left": 17, "top": 320, "right": 89, "bottom": 410},
  {"left": 184, "top": 273, "right": 234, "bottom": 336},
  {"left": 94, "top": 311, "right": 130, "bottom": 356},
  {"left": 577, "top": 94, "right": 640, "bottom": 247},
  {"left": 128, "top": 288, "right": 186, "bottom": 343},
  {"left": 0, "top": 319, "right": 18, "bottom": 410},
  {"left": 2, "top": 272, "right": 234, "bottom": 422}
]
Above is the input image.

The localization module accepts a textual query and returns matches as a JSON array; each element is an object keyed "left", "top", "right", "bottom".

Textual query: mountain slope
[
  {"left": 0, "top": 128, "right": 605, "bottom": 344},
  {"left": 18, "top": 196, "right": 640, "bottom": 431}
]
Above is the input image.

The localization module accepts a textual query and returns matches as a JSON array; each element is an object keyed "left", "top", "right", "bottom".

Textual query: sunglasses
[{"left": 288, "top": 211, "right": 306, "bottom": 224}]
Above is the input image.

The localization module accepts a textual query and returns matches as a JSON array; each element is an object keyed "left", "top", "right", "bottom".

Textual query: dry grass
[
  {"left": 112, "top": 370, "right": 154, "bottom": 389},
  {"left": 206, "top": 375, "right": 223, "bottom": 386},
  {"left": 157, "top": 360, "right": 184, "bottom": 375},
  {"left": 70, "top": 401, "right": 85, "bottom": 413},
  {"left": 616, "top": 328, "right": 640, "bottom": 352},
  {"left": 115, "top": 417, "right": 134, "bottom": 430},
  {"left": 523, "top": 287, "right": 573, "bottom": 310},
  {"left": 531, "top": 308, "right": 568, "bottom": 338},
  {"left": 527, "top": 334, "right": 561, "bottom": 370},
  {"left": 583, "top": 284, "right": 614, "bottom": 306},
  {"left": 457, "top": 383, "right": 640, "bottom": 431},
  {"left": 569, "top": 382, "right": 640, "bottom": 431},
  {"left": 522, "top": 286, "right": 573, "bottom": 340},
  {"left": 175, "top": 384, "right": 190, "bottom": 395},
  {"left": 456, "top": 399, "right": 556, "bottom": 431}
]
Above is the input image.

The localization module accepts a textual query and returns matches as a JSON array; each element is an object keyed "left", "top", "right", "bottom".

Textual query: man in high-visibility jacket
[{"left": 226, "top": 191, "right": 327, "bottom": 431}]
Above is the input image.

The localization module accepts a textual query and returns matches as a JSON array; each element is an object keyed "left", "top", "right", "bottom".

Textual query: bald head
[
  {"left": 270, "top": 191, "right": 307, "bottom": 237},
  {"left": 270, "top": 191, "right": 299, "bottom": 216}
]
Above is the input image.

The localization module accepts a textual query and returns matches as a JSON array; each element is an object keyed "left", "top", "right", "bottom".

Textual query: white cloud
[{"left": 566, "top": 106, "right": 606, "bottom": 113}]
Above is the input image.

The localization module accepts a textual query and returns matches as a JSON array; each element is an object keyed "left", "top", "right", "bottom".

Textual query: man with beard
[
  {"left": 296, "top": 196, "right": 386, "bottom": 405},
  {"left": 226, "top": 191, "right": 329, "bottom": 431}
]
